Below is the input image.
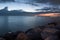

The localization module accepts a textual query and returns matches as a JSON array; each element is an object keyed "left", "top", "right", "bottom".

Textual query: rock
[
  {"left": 26, "top": 28, "right": 43, "bottom": 40},
  {"left": 45, "top": 35, "right": 59, "bottom": 40},
  {"left": 16, "top": 32, "right": 28, "bottom": 40},
  {"left": 41, "top": 28, "right": 59, "bottom": 39}
]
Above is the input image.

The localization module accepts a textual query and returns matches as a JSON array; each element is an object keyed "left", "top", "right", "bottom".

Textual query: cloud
[
  {"left": 35, "top": 7, "right": 60, "bottom": 12},
  {"left": 1, "top": 0, "right": 60, "bottom": 6},
  {"left": 49, "top": 0, "right": 60, "bottom": 5},
  {"left": 36, "top": 7, "right": 51, "bottom": 11},
  {"left": 25, "top": 2, "right": 39, "bottom": 6},
  {"left": 14, "top": 0, "right": 60, "bottom": 7},
  {"left": 0, "top": 0, "right": 15, "bottom": 2},
  {"left": 29, "top": 0, "right": 60, "bottom": 6},
  {"left": 35, "top": 13, "right": 60, "bottom": 17},
  {"left": 33, "top": 0, "right": 49, "bottom": 3}
]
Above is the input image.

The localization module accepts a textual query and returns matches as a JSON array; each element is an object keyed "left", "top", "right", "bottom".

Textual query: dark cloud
[
  {"left": 49, "top": 0, "right": 60, "bottom": 5},
  {"left": 20, "top": 0, "right": 60, "bottom": 6},
  {"left": 36, "top": 7, "right": 51, "bottom": 11},
  {"left": 25, "top": 2, "right": 39, "bottom": 6},
  {"left": 1, "top": 0, "right": 60, "bottom": 6},
  {"left": 36, "top": 7, "right": 60, "bottom": 12},
  {"left": 0, "top": 0, "right": 15, "bottom": 2},
  {"left": 33, "top": 0, "right": 49, "bottom": 3},
  {"left": 36, "top": 7, "right": 60, "bottom": 10},
  {"left": 31, "top": 0, "right": 60, "bottom": 5}
]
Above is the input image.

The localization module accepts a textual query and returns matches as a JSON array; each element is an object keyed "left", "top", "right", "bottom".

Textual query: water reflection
[{"left": 0, "top": 16, "right": 60, "bottom": 35}]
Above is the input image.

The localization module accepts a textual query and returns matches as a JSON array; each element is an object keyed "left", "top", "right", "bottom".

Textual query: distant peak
[{"left": 3, "top": 7, "right": 8, "bottom": 11}]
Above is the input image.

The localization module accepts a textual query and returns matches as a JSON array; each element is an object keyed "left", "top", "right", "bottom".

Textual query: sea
[{"left": 0, "top": 16, "right": 60, "bottom": 35}]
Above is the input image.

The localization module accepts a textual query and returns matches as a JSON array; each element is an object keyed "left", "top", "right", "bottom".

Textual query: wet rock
[
  {"left": 41, "top": 28, "right": 59, "bottom": 39},
  {"left": 45, "top": 35, "right": 59, "bottom": 40},
  {"left": 26, "top": 28, "right": 43, "bottom": 40},
  {"left": 16, "top": 32, "right": 28, "bottom": 40}
]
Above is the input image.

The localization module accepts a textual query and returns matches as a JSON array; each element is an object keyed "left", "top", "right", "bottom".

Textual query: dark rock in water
[
  {"left": 45, "top": 22, "right": 60, "bottom": 29},
  {"left": 26, "top": 28, "right": 43, "bottom": 40},
  {"left": 0, "top": 37, "right": 5, "bottom": 40},
  {"left": 3, "top": 32, "right": 15, "bottom": 40},
  {"left": 16, "top": 31, "right": 29, "bottom": 40},
  {"left": 54, "top": 31, "right": 60, "bottom": 40},
  {"left": 37, "top": 26, "right": 45, "bottom": 31},
  {"left": 45, "top": 35, "right": 59, "bottom": 40},
  {"left": 48, "top": 22, "right": 57, "bottom": 26},
  {"left": 14, "top": 31, "right": 24, "bottom": 38},
  {"left": 45, "top": 31, "right": 60, "bottom": 40},
  {"left": 41, "top": 28, "right": 59, "bottom": 39},
  {"left": 25, "top": 28, "right": 34, "bottom": 34},
  {"left": 54, "top": 25, "right": 60, "bottom": 30}
]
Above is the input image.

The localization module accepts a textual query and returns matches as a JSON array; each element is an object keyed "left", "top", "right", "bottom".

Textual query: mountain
[
  {"left": 0, "top": 7, "right": 60, "bottom": 16},
  {"left": 0, "top": 7, "right": 35, "bottom": 16}
]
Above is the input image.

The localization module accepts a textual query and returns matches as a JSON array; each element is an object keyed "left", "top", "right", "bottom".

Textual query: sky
[
  {"left": 0, "top": 0, "right": 60, "bottom": 12},
  {"left": 34, "top": 13, "right": 60, "bottom": 17}
]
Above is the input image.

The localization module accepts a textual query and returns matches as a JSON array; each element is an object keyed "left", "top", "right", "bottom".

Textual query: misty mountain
[
  {"left": 0, "top": 7, "right": 35, "bottom": 16},
  {"left": 0, "top": 7, "right": 60, "bottom": 16}
]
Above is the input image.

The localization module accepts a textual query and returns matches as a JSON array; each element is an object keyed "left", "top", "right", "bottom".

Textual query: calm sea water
[{"left": 0, "top": 16, "right": 60, "bottom": 35}]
